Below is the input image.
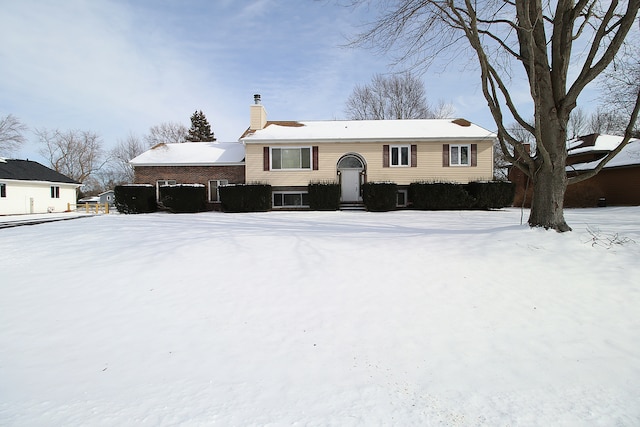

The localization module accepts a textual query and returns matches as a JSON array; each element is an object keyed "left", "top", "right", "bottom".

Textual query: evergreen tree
[{"left": 185, "top": 110, "right": 216, "bottom": 142}]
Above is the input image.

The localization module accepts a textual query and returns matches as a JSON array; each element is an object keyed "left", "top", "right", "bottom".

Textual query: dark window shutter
[
  {"left": 471, "top": 144, "right": 477, "bottom": 167},
  {"left": 312, "top": 146, "right": 319, "bottom": 170},
  {"left": 383, "top": 145, "right": 390, "bottom": 168},
  {"left": 443, "top": 144, "right": 450, "bottom": 167},
  {"left": 263, "top": 147, "right": 270, "bottom": 171},
  {"left": 411, "top": 144, "right": 417, "bottom": 167}
]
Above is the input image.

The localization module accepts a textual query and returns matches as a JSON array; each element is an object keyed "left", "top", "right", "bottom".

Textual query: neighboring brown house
[
  {"left": 130, "top": 142, "right": 245, "bottom": 208},
  {"left": 510, "top": 134, "right": 640, "bottom": 207}
]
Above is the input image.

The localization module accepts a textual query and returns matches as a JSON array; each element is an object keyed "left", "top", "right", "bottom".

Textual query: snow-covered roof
[
  {"left": 567, "top": 133, "right": 625, "bottom": 155},
  {"left": 568, "top": 138, "right": 640, "bottom": 172},
  {"left": 241, "top": 119, "right": 496, "bottom": 143},
  {"left": 129, "top": 142, "right": 245, "bottom": 166}
]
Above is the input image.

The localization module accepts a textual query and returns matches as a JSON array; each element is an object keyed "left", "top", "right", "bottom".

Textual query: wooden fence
[{"left": 68, "top": 202, "right": 111, "bottom": 214}]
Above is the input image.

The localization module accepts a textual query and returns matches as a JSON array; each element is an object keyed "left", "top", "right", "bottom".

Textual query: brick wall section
[{"left": 134, "top": 165, "right": 246, "bottom": 186}]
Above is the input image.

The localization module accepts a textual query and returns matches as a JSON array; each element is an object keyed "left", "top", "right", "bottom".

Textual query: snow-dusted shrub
[
  {"left": 409, "top": 182, "right": 475, "bottom": 210},
  {"left": 219, "top": 183, "right": 272, "bottom": 212},
  {"left": 465, "top": 181, "right": 515, "bottom": 209},
  {"left": 362, "top": 182, "right": 397, "bottom": 212},
  {"left": 159, "top": 184, "right": 206, "bottom": 213},
  {"left": 114, "top": 185, "right": 157, "bottom": 214},
  {"left": 308, "top": 181, "right": 340, "bottom": 211}
]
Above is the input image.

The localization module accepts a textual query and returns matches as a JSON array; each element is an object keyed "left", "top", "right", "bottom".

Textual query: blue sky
[{"left": 0, "top": 0, "right": 606, "bottom": 162}]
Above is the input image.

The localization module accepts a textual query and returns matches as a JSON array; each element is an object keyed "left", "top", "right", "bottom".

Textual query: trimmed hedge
[
  {"left": 219, "top": 184, "right": 272, "bottom": 212},
  {"left": 465, "top": 181, "right": 515, "bottom": 209},
  {"left": 308, "top": 181, "right": 340, "bottom": 211},
  {"left": 159, "top": 184, "right": 206, "bottom": 213},
  {"left": 114, "top": 185, "right": 157, "bottom": 214},
  {"left": 362, "top": 182, "right": 397, "bottom": 212},
  {"left": 409, "top": 181, "right": 515, "bottom": 210},
  {"left": 409, "top": 182, "right": 475, "bottom": 210}
]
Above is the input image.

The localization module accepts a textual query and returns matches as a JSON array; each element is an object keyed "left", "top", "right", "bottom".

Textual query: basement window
[{"left": 273, "top": 192, "right": 309, "bottom": 208}]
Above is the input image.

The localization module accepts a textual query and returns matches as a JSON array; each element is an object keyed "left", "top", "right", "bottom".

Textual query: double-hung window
[
  {"left": 450, "top": 144, "right": 471, "bottom": 166},
  {"left": 50, "top": 186, "right": 60, "bottom": 198},
  {"left": 208, "top": 179, "right": 228, "bottom": 202},
  {"left": 390, "top": 145, "right": 410, "bottom": 167},
  {"left": 271, "top": 147, "right": 311, "bottom": 170},
  {"left": 0, "top": 183, "right": 6, "bottom": 198}
]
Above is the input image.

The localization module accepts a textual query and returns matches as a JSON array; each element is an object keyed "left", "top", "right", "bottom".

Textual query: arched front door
[{"left": 337, "top": 154, "right": 365, "bottom": 202}]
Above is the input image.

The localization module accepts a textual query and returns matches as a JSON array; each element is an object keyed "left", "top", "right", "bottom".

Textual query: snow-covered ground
[{"left": 1, "top": 208, "right": 639, "bottom": 426}]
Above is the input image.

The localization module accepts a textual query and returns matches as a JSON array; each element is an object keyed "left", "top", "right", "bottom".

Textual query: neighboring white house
[{"left": 0, "top": 158, "right": 81, "bottom": 215}]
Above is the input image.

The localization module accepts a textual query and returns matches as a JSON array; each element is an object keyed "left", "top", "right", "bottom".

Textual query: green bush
[
  {"left": 159, "top": 184, "right": 207, "bottom": 213},
  {"left": 409, "top": 182, "right": 475, "bottom": 210},
  {"left": 308, "top": 181, "right": 340, "bottom": 211},
  {"left": 465, "top": 181, "right": 515, "bottom": 209},
  {"left": 219, "top": 184, "right": 272, "bottom": 212},
  {"left": 114, "top": 185, "right": 157, "bottom": 214},
  {"left": 362, "top": 182, "right": 397, "bottom": 212}
]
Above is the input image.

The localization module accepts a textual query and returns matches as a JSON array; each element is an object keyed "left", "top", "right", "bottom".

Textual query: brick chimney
[{"left": 250, "top": 94, "right": 267, "bottom": 131}]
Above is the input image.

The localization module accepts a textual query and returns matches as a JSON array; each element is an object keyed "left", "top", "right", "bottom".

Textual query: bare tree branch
[
  {"left": 36, "top": 128, "right": 106, "bottom": 183},
  {"left": 0, "top": 114, "right": 28, "bottom": 155}
]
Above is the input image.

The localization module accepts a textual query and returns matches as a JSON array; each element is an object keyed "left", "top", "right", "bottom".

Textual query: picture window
[{"left": 271, "top": 147, "right": 311, "bottom": 170}]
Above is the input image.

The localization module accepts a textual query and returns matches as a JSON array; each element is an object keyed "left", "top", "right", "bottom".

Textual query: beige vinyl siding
[{"left": 245, "top": 140, "right": 493, "bottom": 186}]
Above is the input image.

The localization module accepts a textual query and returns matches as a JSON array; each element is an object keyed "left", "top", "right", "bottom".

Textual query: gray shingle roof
[{"left": 0, "top": 159, "right": 80, "bottom": 184}]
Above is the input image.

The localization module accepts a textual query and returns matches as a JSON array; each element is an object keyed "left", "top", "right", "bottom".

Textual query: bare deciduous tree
[
  {"left": 107, "top": 132, "right": 146, "bottom": 184},
  {"left": 345, "top": 72, "right": 452, "bottom": 120},
  {"left": 0, "top": 114, "right": 28, "bottom": 156},
  {"left": 36, "top": 128, "right": 105, "bottom": 183},
  {"left": 567, "top": 108, "right": 589, "bottom": 139},
  {"left": 145, "top": 122, "right": 188, "bottom": 147},
  {"left": 350, "top": 0, "right": 640, "bottom": 231},
  {"left": 587, "top": 107, "right": 629, "bottom": 135}
]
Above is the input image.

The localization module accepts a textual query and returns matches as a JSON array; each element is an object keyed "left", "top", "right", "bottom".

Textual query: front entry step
[{"left": 340, "top": 202, "right": 366, "bottom": 211}]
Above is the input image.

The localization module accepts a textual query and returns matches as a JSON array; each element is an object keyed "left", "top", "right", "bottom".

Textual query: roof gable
[{"left": 0, "top": 159, "right": 79, "bottom": 184}]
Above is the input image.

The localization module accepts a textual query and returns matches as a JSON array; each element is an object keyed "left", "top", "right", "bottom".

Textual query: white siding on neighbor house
[
  {"left": 0, "top": 180, "right": 78, "bottom": 215},
  {"left": 245, "top": 140, "right": 493, "bottom": 186}
]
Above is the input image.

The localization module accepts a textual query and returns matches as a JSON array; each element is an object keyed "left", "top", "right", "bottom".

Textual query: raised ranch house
[
  {"left": 130, "top": 95, "right": 497, "bottom": 210},
  {"left": 130, "top": 142, "right": 245, "bottom": 208},
  {"left": 239, "top": 95, "right": 496, "bottom": 208},
  {"left": 0, "top": 158, "right": 81, "bottom": 215}
]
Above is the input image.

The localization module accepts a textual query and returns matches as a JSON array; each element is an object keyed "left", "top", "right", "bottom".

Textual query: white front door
[{"left": 340, "top": 169, "right": 361, "bottom": 202}]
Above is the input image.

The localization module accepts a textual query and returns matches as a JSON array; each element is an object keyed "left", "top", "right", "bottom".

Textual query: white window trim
[
  {"left": 272, "top": 191, "right": 309, "bottom": 208},
  {"left": 450, "top": 144, "right": 471, "bottom": 166},
  {"left": 208, "top": 179, "right": 228, "bottom": 202},
  {"left": 50, "top": 185, "right": 60, "bottom": 198},
  {"left": 390, "top": 145, "right": 411, "bottom": 167},
  {"left": 270, "top": 146, "right": 312, "bottom": 171},
  {"left": 156, "top": 180, "right": 176, "bottom": 201}
]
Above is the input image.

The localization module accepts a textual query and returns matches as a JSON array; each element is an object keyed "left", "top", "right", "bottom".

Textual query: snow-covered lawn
[{"left": 1, "top": 208, "right": 639, "bottom": 426}]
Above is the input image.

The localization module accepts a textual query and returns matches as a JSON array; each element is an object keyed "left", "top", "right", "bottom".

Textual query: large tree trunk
[
  {"left": 528, "top": 116, "right": 572, "bottom": 232},
  {"left": 528, "top": 160, "right": 571, "bottom": 232}
]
